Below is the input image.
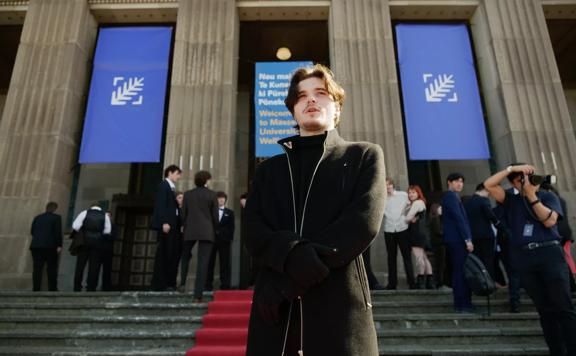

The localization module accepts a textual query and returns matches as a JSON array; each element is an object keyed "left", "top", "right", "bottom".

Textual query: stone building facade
[{"left": 0, "top": 0, "right": 575, "bottom": 289}]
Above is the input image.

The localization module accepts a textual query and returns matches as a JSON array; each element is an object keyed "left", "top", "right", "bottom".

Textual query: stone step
[
  {"left": 0, "top": 330, "right": 195, "bottom": 348},
  {"left": 0, "top": 302, "right": 208, "bottom": 317},
  {"left": 376, "top": 327, "right": 545, "bottom": 347},
  {"left": 371, "top": 299, "right": 533, "bottom": 314},
  {"left": 0, "top": 291, "right": 213, "bottom": 304},
  {"left": 373, "top": 312, "right": 540, "bottom": 330},
  {"left": 0, "top": 346, "right": 186, "bottom": 356},
  {"left": 0, "top": 315, "right": 203, "bottom": 332},
  {"left": 378, "top": 344, "right": 548, "bottom": 355}
]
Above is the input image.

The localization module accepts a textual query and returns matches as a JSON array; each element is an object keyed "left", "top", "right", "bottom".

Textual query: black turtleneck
[{"left": 290, "top": 133, "right": 326, "bottom": 233}]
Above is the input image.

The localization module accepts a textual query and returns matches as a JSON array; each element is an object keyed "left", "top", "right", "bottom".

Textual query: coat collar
[{"left": 277, "top": 129, "right": 343, "bottom": 151}]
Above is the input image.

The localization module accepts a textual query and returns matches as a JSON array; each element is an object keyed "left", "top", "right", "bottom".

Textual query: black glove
[
  {"left": 255, "top": 282, "right": 286, "bottom": 325},
  {"left": 283, "top": 243, "right": 335, "bottom": 289}
]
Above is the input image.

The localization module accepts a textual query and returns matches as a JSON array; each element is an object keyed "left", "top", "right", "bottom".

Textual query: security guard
[{"left": 485, "top": 163, "right": 576, "bottom": 356}]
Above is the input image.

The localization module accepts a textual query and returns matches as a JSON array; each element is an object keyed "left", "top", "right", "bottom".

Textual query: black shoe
[
  {"left": 425, "top": 275, "right": 435, "bottom": 290},
  {"left": 370, "top": 284, "right": 385, "bottom": 290},
  {"left": 509, "top": 304, "right": 520, "bottom": 313},
  {"left": 384, "top": 285, "right": 397, "bottom": 290}
]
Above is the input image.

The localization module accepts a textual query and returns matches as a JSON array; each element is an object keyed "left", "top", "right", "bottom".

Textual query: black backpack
[{"left": 464, "top": 253, "right": 497, "bottom": 296}]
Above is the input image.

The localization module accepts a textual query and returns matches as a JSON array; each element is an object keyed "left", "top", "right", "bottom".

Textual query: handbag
[{"left": 68, "top": 230, "right": 85, "bottom": 256}]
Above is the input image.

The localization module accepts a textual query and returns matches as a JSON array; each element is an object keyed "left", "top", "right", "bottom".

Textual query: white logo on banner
[
  {"left": 111, "top": 77, "right": 144, "bottom": 106},
  {"left": 423, "top": 73, "right": 458, "bottom": 103}
]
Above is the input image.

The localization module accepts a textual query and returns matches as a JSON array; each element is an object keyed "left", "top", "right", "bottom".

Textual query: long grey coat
[{"left": 245, "top": 130, "right": 386, "bottom": 356}]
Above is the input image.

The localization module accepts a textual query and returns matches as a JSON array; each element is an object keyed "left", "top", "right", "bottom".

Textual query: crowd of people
[
  {"left": 28, "top": 167, "right": 235, "bottom": 299},
  {"left": 26, "top": 63, "right": 576, "bottom": 356}
]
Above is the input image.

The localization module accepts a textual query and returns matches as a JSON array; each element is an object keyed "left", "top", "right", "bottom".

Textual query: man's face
[
  {"left": 386, "top": 181, "right": 394, "bottom": 195},
  {"left": 448, "top": 178, "right": 464, "bottom": 193},
  {"left": 176, "top": 194, "right": 184, "bottom": 207},
  {"left": 169, "top": 171, "right": 182, "bottom": 183},
  {"left": 240, "top": 198, "right": 247, "bottom": 208},
  {"left": 293, "top": 77, "right": 339, "bottom": 136},
  {"left": 217, "top": 197, "right": 226, "bottom": 207}
]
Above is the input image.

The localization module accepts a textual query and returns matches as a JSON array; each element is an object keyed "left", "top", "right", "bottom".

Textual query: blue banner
[
  {"left": 255, "top": 61, "right": 313, "bottom": 158},
  {"left": 79, "top": 27, "right": 172, "bottom": 163},
  {"left": 396, "top": 24, "right": 490, "bottom": 160}
]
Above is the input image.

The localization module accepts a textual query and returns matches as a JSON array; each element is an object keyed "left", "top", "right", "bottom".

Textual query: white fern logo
[
  {"left": 423, "top": 73, "right": 458, "bottom": 103},
  {"left": 111, "top": 77, "right": 144, "bottom": 106}
]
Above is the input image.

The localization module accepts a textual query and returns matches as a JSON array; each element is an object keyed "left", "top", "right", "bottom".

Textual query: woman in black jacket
[{"left": 245, "top": 64, "right": 386, "bottom": 356}]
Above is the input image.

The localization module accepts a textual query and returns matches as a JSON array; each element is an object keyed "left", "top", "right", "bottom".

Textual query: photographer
[{"left": 484, "top": 164, "right": 576, "bottom": 356}]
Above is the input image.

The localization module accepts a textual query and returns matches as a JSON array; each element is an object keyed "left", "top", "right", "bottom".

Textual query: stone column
[
  {"left": 164, "top": 0, "right": 239, "bottom": 196},
  {"left": 164, "top": 0, "right": 238, "bottom": 286},
  {"left": 329, "top": 0, "right": 408, "bottom": 282},
  {"left": 0, "top": 0, "right": 97, "bottom": 289},
  {"left": 474, "top": 0, "right": 576, "bottom": 215}
]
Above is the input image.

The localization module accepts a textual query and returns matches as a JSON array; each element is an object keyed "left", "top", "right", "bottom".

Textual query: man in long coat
[{"left": 245, "top": 64, "right": 386, "bottom": 356}]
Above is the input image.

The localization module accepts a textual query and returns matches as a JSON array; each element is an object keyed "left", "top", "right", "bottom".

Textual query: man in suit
[
  {"left": 465, "top": 183, "right": 500, "bottom": 279},
  {"left": 179, "top": 170, "right": 219, "bottom": 302},
  {"left": 29, "top": 202, "right": 63, "bottom": 291},
  {"left": 205, "top": 191, "right": 235, "bottom": 291},
  {"left": 441, "top": 172, "right": 474, "bottom": 313},
  {"left": 151, "top": 165, "right": 182, "bottom": 291}
]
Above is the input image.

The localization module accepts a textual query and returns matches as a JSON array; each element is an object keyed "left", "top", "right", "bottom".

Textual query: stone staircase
[{"left": 0, "top": 289, "right": 566, "bottom": 355}]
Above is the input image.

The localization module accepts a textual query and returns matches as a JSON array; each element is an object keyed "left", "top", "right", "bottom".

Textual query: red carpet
[{"left": 186, "top": 290, "right": 253, "bottom": 356}]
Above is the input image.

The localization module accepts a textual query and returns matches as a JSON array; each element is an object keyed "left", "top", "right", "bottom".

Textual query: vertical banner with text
[
  {"left": 255, "top": 61, "right": 313, "bottom": 158},
  {"left": 396, "top": 24, "right": 490, "bottom": 160},
  {"left": 79, "top": 27, "right": 173, "bottom": 163}
]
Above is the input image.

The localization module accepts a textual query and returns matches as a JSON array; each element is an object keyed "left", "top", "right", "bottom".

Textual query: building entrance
[{"left": 235, "top": 20, "right": 329, "bottom": 287}]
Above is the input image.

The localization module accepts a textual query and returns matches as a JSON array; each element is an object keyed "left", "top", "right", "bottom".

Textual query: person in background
[
  {"left": 383, "top": 178, "right": 415, "bottom": 290},
  {"left": 206, "top": 191, "right": 235, "bottom": 291},
  {"left": 404, "top": 185, "right": 434, "bottom": 289},
  {"left": 150, "top": 165, "right": 182, "bottom": 292},
  {"left": 464, "top": 183, "right": 500, "bottom": 280},
  {"left": 29, "top": 202, "right": 63, "bottom": 291},
  {"left": 72, "top": 202, "right": 112, "bottom": 292},
  {"left": 541, "top": 182, "right": 576, "bottom": 293},
  {"left": 484, "top": 163, "right": 576, "bottom": 355},
  {"left": 441, "top": 173, "right": 474, "bottom": 313},
  {"left": 428, "top": 203, "right": 448, "bottom": 289},
  {"left": 180, "top": 170, "right": 219, "bottom": 302}
]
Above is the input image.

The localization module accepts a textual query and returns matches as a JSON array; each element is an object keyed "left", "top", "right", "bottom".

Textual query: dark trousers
[
  {"left": 74, "top": 247, "right": 89, "bottom": 291},
  {"left": 517, "top": 245, "right": 576, "bottom": 356},
  {"left": 180, "top": 240, "right": 213, "bottom": 299},
  {"left": 446, "top": 242, "right": 472, "bottom": 309},
  {"left": 86, "top": 246, "right": 104, "bottom": 291},
  {"left": 362, "top": 246, "right": 381, "bottom": 289},
  {"left": 206, "top": 239, "right": 232, "bottom": 290},
  {"left": 30, "top": 248, "right": 58, "bottom": 291},
  {"left": 385, "top": 230, "right": 415, "bottom": 288},
  {"left": 431, "top": 243, "right": 447, "bottom": 287},
  {"left": 472, "top": 238, "right": 496, "bottom": 280},
  {"left": 500, "top": 240, "right": 522, "bottom": 307},
  {"left": 101, "top": 244, "right": 113, "bottom": 291},
  {"left": 151, "top": 230, "right": 181, "bottom": 291}
]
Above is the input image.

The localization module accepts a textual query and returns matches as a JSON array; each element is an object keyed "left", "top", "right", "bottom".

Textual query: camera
[{"left": 528, "top": 174, "right": 556, "bottom": 186}]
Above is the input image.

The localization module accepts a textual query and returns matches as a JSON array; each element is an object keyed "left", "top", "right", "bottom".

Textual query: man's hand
[
  {"left": 465, "top": 240, "right": 474, "bottom": 252},
  {"left": 521, "top": 173, "right": 539, "bottom": 199},
  {"left": 162, "top": 224, "right": 171, "bottom": 234},
  {"left": 510, "top": 164, "right": 535, "bottom": 176},
  {"left": 255, "top": 283, "right": 286, "bottom": 325},
  {"left": 57, "top": 247, "right": 62, "bottom": 254},
  {"left": 284, "top": 243, "right": 336, "bottom": 289}
]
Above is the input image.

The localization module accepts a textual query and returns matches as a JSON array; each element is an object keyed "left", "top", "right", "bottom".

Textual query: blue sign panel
[
  {"left": 79, "top": 27, "right": 172, "bottom": 163},
  {"left": 255, "top": 61, "right": 313, "bottom": 158},
  {"left": 396, "top": 24, "right": 490, "bottom": 160}
]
